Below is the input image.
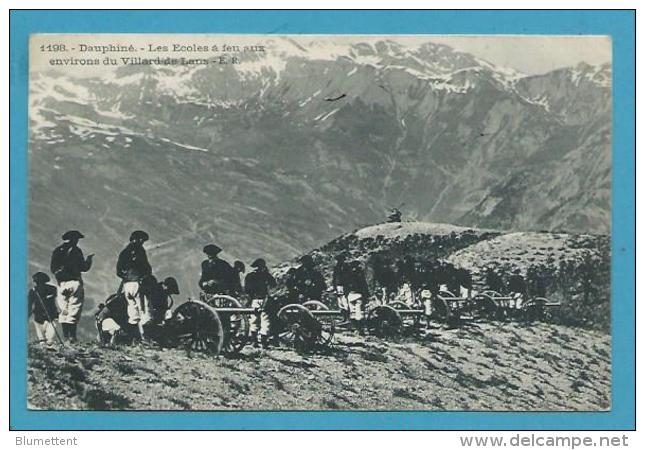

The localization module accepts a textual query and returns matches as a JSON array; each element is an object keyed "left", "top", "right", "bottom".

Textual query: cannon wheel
[
  {"left": 482, "top": 290, "right": 504, "bottom": 297},
  {"left": 474, "top": 294, "right": 498, "bottom": 320},
  {"left": 431, "top": 296, "right": 451, "bottom": 323},
  {"left": 301, "top": 301, "right": 336, "bottom": 346},
  {"left": 302, "top": 300, "right": 329, "bottom": 311},
  {"left": 172, "top": 300, "right": 224, "bottom": 356},
  {"left": 367, "top": 305, "right": 403, "bottom": 338},
  {"left": 522, "top": 297, "right": 548, "bottom": 322},
  {"left": 277, "top": 303, "right": 332, "bottom": 352},
  {"left": 207, "top": 295, "right": 249, "bottom": 354},
  {"left": 388, "top": 301, "right": 422, "bottom": 327}
]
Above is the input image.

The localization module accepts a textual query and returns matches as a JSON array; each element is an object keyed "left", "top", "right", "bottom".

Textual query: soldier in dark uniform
[
  {"left": 485, "top": 265, "right": 505, "bottom": 293},
  {"left": 116, "top": 230, "right": 152, "bottom": 335},
  {"left": 507, "top": 268, "right": 528, "bottom": 309},
  {"left": 366, "top": 253, "right": 397, "bottom": 303},
  {"left": 395, "top": 256, "right": 416, "bottom": 304},
  {"left": 445, "top": 263, "right": 461, "bottom": 295},
  {"left": 142, "top": 276, "right": 179, "bottom": 324},
  {"left": 284, "top": 267, "right": 299, "bottom": 304},
  {"left": 230, "top": 260, "right": 246, "bottom": 297},
  {"left": 141, "top": 275, "right": 180, "bottom": 342},
  {"left": 50, "top": 230, "right": 93, "bottom": 341},
  {"left": 411, "top": 259, "right": 432, "bottom": 299},
  {"left": 199, "top": 244, "right": 235, "bottom": 295},
  {"left": 527, "top": 265, "right": 548, "bottom": 297},
  {"left": 343, "top": 260, "right": 370, "bottom": 333},
  {"left": 456, "top": 267, "right": 473, "bottom": 298},
  {"left": 387, "top": 207, "right": 402, "bottom": 223},
  {"left": 95, "top": 292, "right": 130, "bottom": 345},
  {"left": 332, "top": 253, "right": 351, "bottom": 313},
  {"left": 292, "top": 255, "right": 326, "bottom": 302},
  {"left": 28, "top": 272, "right": 59, "bottom": 344},
  {"left": 245, "top": 258, "right": 277, "bottom": 348}
]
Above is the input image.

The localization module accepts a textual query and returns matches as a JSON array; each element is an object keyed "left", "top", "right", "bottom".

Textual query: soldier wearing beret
[{"left": 50, "top": 230, "right": 93, "bottom": 341}]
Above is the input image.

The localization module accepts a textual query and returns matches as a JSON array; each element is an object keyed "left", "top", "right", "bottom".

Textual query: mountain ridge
[{"left": 28, "top": 40, "right": 611, "bottom": 336}]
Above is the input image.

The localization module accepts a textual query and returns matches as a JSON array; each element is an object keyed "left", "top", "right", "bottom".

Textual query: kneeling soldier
[
  {"left": 245, "top": 258, "right": 277, "bottom": 348},
  {"left": 140, "top": 275, "right": 179, "bottom": 343},
  {"left": 96, "top": 292, "right": 130, "bottom": 345}
]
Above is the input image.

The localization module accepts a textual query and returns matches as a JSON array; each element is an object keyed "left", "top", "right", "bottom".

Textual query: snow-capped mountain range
[{"left": 28, "top": 39, "right": 611, "bottom": 302}]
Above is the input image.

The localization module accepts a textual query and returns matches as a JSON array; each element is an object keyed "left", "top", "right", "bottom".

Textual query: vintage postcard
[{"left": 25, "top": 32, "right": 613, "bottom": 413}]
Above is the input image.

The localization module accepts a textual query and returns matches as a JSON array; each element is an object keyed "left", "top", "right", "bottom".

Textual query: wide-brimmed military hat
[
  {"left": 130, "top": 230, "right": 149, "bottom": 242},
  {"left": 251, "top": 258, "right": 266, "bottom": 268},
  {"left": 203, "top": 244, "right": 222, "bottom": 256},
  {"left": 163, "top": 277, "right": 180, "bottom": 295},
  {"left": 32, "top": 272, "right": 50, "bottom": 283},
  {"left": 62, "top": 230, "right": 84, "bottom": 241}
]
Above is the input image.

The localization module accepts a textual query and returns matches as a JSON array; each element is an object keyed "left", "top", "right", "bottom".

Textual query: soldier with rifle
[{"left": 28, "top": 272, "right": 62, "bottom": 345}]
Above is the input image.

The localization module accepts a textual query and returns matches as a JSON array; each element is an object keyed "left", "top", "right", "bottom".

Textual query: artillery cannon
[{"left": 136, "top": 288, "right": 560, "bottom": 357}]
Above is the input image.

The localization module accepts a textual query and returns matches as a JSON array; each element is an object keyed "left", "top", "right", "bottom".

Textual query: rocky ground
[{"left": 28, "top": 321, "right": 610, "bottom": 411}]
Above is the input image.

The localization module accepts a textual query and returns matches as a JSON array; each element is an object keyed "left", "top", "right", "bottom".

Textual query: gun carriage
[{"left": 159, "top": 289, "right": 560, "bottom": 356}]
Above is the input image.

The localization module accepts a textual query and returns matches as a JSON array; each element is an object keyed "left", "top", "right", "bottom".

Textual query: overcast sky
[{"left": 424, "top": 36, "right": 611, "bottom": 75}]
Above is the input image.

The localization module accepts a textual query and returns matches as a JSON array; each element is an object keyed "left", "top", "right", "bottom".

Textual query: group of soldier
[
  {"left": 28, "top": 229, "right": 535, "bottom": 348},
  {"left": 28, "top": 230, "right": 178, "bottom": 345}
]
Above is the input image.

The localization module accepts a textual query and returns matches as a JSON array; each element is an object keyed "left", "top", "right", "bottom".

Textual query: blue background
[{"left": 9, "top": 10, "right": 635, "bottom": 430}]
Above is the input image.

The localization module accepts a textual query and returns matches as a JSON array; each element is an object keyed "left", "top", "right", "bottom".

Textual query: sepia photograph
[{"left": 26, "top": 33, "right": 612, "bottom": 412}]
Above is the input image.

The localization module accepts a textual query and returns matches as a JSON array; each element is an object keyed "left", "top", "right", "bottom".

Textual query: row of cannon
[{"left": 157, "top": 290, "right": 561, "bottom": 355}]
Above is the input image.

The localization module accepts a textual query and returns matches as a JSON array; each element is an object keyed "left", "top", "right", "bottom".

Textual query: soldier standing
[
  {"left": 28, "top": 272, "right": 59, "bottom": 344},
  {"left": 116, "top": 230, "right": 152, "bottom": 336},
  {"left": 366, "top": 253, "right": 397, "bottom": 304},
  {"left": 485, "top": 265, "right": 505, "bottom": 293},
  {"left": 230, "top": 260, "right": 246, "bottom": 297},
  {"left": 199, "top": 244, "right": 235, "bottom": 295},
  {"left": 507, "top": 268, "right": 528, "bottom": 309},
  {"left": 343, "top": 260, "right": 370, "bottom": 334},
  {"left": 396, "top": 256, "right": 416, "bottom": 305},
  {"left": 244, "top": 258, "right": 277, "bottom": 348},
  {"left": 332, "top": 253, "right": 351, "bottom": 315},
  {"left": 50, "top": 230, "right": 93, "bottom": 342},
  {"left": 292, "top": 255, "right": 326, "bottom": 302}
]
